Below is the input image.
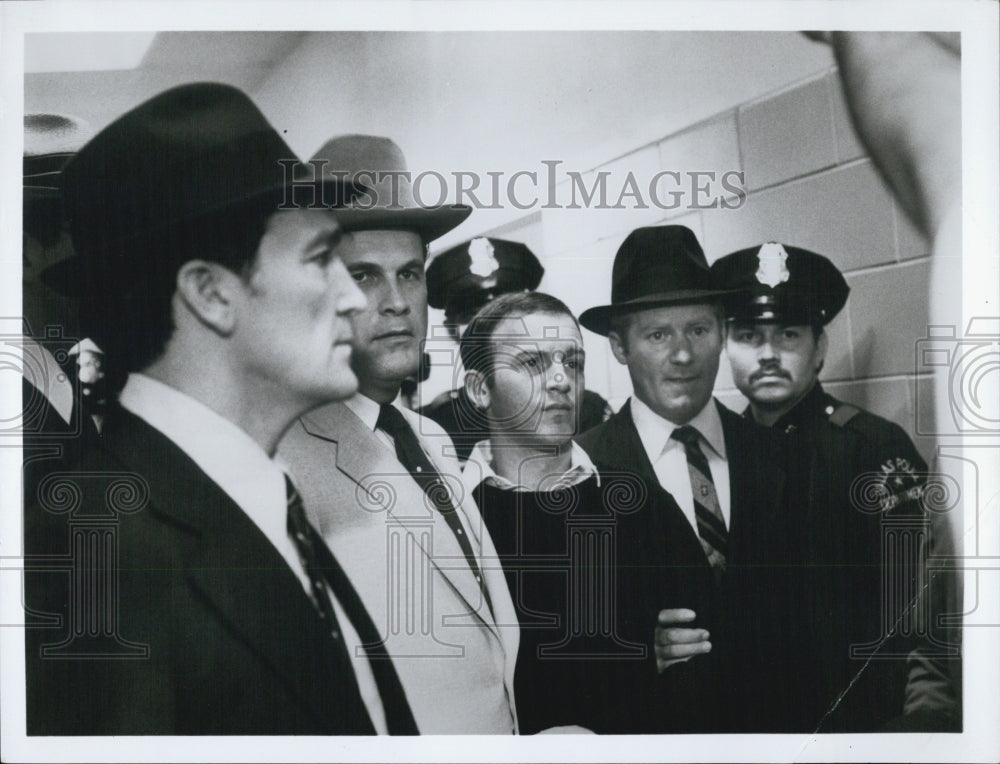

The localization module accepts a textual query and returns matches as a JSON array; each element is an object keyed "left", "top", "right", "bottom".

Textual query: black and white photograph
[{"left": 2, "top": 1, "right": 998, "bottom": 761}]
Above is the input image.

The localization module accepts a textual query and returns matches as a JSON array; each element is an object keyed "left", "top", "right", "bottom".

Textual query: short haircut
[
  {"left": 459, "top": 291, "right": 579, "bottom": 379},
  {"left": 83, "top": 205, "right": 272, "bottom": 375}
]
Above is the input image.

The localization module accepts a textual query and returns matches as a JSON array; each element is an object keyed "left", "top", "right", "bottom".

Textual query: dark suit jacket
[
  {"left": 576, "top": 398, "right": 788, "bottom": 733},
  {"left": 24, "top": 407, "right": 376, "bottom": 735}
]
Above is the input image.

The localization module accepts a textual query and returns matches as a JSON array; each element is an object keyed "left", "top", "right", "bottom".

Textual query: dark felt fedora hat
[
  {"left": 711, "top": 242, "right": 850, "bottom": 326},
  {"left": 43, "top": 82, "right": 360, "bottom": 294},
  {"left": 309, "top": 134, "right": 471, "bottom": 245},
  {"left": 578, "top": 225, "right": 730, "bottom": 336}
]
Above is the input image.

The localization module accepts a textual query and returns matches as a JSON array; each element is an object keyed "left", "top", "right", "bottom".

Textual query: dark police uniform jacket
[
  {"left": 24, "top": 406, "right": 379, "bottom": 735},
  {"left": 756, "top": 383, "right": 958, "bottom": 732},
  {"left": 576, "top": 398, "right": 788, "bottom": 733}
]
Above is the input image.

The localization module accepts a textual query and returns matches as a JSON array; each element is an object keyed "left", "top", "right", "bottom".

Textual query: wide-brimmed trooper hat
[
  {"left": 579, "top": 225, "right": 731, "bottom": 336},
  {"left": 23, "top": 114, "right": 92, "bottom": 289},
  {"left": 42, "top": 82, "right": 362, "bottom": 296},
  {"left": 308, "top": 134, "right": 471, "bottom": 246},
  {"left": 23, "top": 113, "right": 91, "bottom": 202}
]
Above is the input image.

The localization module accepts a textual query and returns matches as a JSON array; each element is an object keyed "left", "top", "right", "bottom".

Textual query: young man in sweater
[{"left": 459, "top": 291, "right": 643, "bottom": 734}]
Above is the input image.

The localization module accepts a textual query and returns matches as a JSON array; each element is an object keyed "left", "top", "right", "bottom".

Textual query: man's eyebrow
[
  {"left": 297, "top": 229, "right": 332, "bottom": 253},
  {"left": 508, "top": 346, "right": 543, "bottom": 358},
  {"left": 398, "top": 257, "right": 425, "bottom": 270},
  {"left": 303, "top": 220, "right": 343, "bottom": 249},
  {"left": 345, "top": 260, "right": 382, "bottom": 272}
]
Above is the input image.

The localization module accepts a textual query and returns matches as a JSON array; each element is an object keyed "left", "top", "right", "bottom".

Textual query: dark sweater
[{"left": 474, "top": 476, "right": 650, "bottom": 734}]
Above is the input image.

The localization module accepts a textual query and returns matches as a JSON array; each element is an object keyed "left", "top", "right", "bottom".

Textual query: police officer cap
[
  {"left": 426, "top": 237, "right": 544, "bottom": 320},
  {"left": 711, "top": 242, "right": 849, "bottom": 326}
]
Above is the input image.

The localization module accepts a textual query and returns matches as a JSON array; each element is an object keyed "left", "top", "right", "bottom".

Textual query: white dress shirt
[
  {"left": 344, "top": 392, "right": 400, "bottom": 451},
  {"left": 119, "top": 373, "right": 388, "bottom": 734},
  {"left": 629, "top": 395, "right": 731, "bottom": 534},
  {"left": 461, "top": 439, "right": 600, "bottom": 496}
]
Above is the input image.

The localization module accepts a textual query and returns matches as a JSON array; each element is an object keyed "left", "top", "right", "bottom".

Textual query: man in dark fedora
[
  {"left": 576, "top": 225, "right": 787, "bottom": 732},
  {"left": 711, "top": 243, "right": 958, "bottom": 731},
  {"left": 20, "top": 114, "right": 93, "bottom": 505},
  {"left": 277, "top": 136, "right": 521, "bottom": 733},
  {"left": 24, "top": 85, "right": 420, "bottom": 735},
  {"left": 419, "top": 236, "right": 612, "bottom": 462}
]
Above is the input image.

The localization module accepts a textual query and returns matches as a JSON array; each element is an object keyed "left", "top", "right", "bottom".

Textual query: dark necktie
[
  {"left": 670, "top": 425, "right": 728, "bottom": 581},
  {"left": 286, "top": 476, "right": 418, "bottom": 735},
  {"left": 375, "top": 404, "right": 494, "bottom": 616}
]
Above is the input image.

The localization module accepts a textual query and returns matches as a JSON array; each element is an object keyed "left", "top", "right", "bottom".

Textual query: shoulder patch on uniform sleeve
[{"left": 828, "top": 403, "right": 861, "bottom": 428}]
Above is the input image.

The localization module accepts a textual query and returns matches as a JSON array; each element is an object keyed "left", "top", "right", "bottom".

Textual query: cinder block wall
[{"left": 424, "top": 66, "right": 935, "bottom": 462}]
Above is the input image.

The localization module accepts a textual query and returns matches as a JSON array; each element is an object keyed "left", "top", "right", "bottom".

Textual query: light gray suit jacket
[{"left": 278, "top": 400, "right": 519, "bottom": 734}]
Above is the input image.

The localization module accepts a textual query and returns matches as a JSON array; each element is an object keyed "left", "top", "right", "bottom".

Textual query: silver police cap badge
[
  {"left": 755, "top": 242, "right": 791, "bottom": 288},
  {"left": 467, "top": 237, "right": 500, "bottom": 279}
]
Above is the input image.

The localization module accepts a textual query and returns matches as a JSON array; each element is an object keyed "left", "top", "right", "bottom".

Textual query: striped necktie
[
  {"left": 286, "top": 476, "right": 418, "bottom": 734},
  {"left": 671, "top": 425, "right": 728, "bottom": 581},
  {"left": 376, "top": 404, "right": 494, "bottom": 616}
]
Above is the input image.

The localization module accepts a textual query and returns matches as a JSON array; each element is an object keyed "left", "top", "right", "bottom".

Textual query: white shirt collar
[
  {"left": 630, "top": 394, "right": 727, "bottom": 463},
  {"left": 344, "top": 392, "right": 403, "bottom": 432},
  {"left": 118, "top": 373, "right": 292, "bottom": 567},
  {"left": 462, "top": 439, "right": 599, "bottom": 494}
]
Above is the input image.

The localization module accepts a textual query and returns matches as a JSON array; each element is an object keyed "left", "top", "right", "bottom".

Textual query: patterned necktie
[
  {"left": 376, "top": 404, "right": 493, "bottom": 616},
  {"left": 285, "top": 476, "right": 418, "bottom": 735},
  {"left": 670, "top": 425, "right": 728, "bottom": 581}
]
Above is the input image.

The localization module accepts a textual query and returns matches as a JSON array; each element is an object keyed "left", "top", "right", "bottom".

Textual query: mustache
[{"left": 749, "top": 365, "right": 791, "bottom": 384}]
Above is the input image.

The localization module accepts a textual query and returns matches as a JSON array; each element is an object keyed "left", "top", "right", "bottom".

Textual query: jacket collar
[
  {"left": 298, "top": 402, "right": 498, "bottom": 636},
  {"left": 767, "top": 382, "right": 830, "bottom": 434},
  {"left": 462, "top": 439, "right": 599, "bottom": 495},
  {"left": 97, "top": 406, "right": 370, "bottom": 731}
]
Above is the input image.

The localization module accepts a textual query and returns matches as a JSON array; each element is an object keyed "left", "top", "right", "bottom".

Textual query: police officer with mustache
[{"left": 711, "top": 242, "right": 959, "bottom": 731}]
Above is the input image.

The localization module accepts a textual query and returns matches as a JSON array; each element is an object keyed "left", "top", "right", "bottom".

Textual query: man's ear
[
  {"left": 815, "top": 330, "right": 829, "bottom": 374},
  {"left": 608, "top": 330, "right": 629, "bottom": 366},
  {"left": 464, "top": 368, "right": 491, "bottom": 412},
  {"left": 175, "top": 260, "right": 239, "bottom": 335}
]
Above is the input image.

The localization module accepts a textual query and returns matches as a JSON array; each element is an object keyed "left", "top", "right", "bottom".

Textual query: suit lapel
[
  {"left": 299, "top": 403, "right": 492, "bottom": 630},
  {"left": 101, "top": 408, "right": 373, "bottom": 732}
]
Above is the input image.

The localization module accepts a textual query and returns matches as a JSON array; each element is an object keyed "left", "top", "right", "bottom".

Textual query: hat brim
[
  {"left": 579, "top": 289, "right": 734, "bottom": 336},
  {"left": 723, "top": 303, "right": 839, "bottom": 328},
  {"left": 334, "top": 204, "right": 472, "bottom": 245},
  {"left": 24, "top": 186, "right": 61, "bottom": 201}
]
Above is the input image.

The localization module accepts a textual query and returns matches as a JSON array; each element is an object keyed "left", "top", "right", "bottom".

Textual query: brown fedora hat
[
  {"left": 42, "top": 82, "right": 360, "bottom": 295},
  {"left": 309, "top": 134, "right": 471, "bottom": 245},
  {"left": 578, "top": 225, "right": 732, "bottom": 336}
]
